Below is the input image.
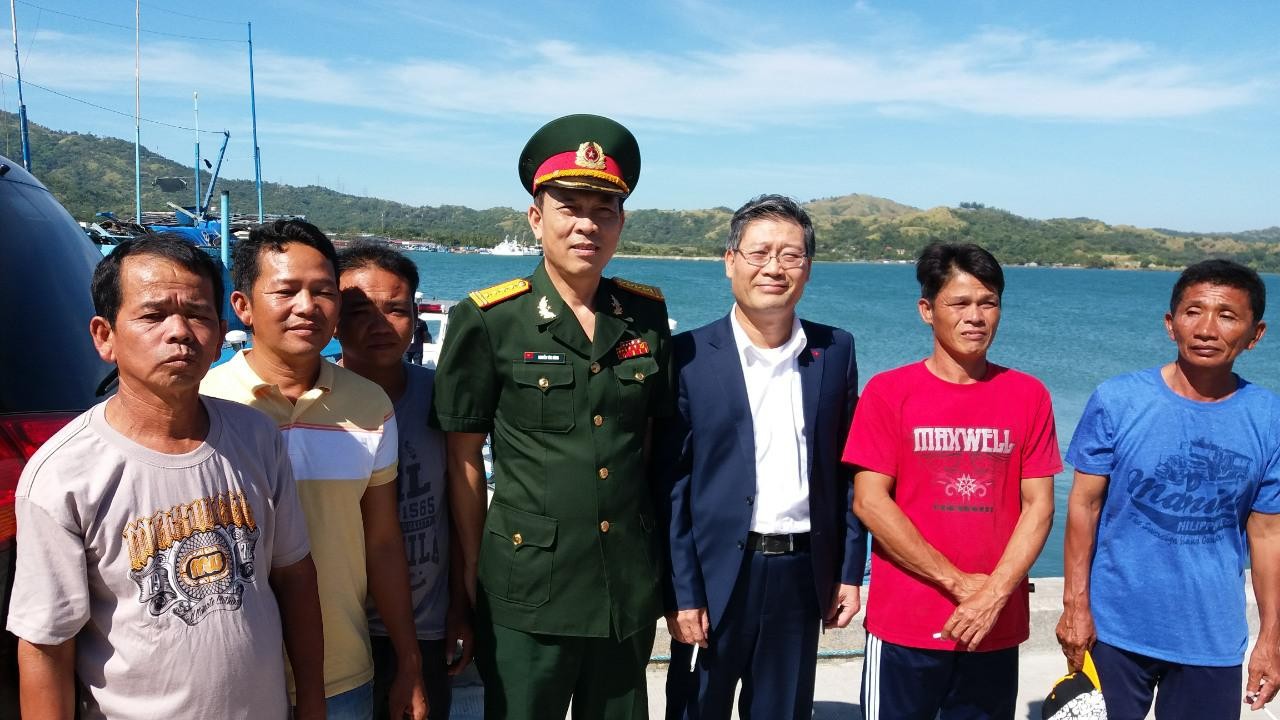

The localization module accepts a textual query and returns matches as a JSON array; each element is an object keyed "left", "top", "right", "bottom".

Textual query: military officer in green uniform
[{"left": 432, "top": 114, "right": 674, "bottom": 720}]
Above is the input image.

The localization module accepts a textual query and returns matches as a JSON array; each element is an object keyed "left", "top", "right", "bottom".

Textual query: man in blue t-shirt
[{"left": 1058, "top": 259, "right": 1280, "bottom": 719}]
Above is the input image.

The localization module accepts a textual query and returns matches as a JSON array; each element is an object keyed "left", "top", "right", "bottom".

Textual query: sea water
[{"left": 410, "top": 252, "right": 1280, "bottom": 577}]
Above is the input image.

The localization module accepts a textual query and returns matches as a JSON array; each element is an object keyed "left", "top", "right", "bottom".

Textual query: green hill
[{"left": 3, "top": 111, "right": 1277, "bottom": 271}]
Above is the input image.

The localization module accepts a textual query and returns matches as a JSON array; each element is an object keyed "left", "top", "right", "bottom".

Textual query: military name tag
[{"left": 523, "top": 351, "right": 566, "bottom": 364}]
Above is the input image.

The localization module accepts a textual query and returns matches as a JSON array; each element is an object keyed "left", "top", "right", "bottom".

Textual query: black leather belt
[{"left": 746, "top": 532, "right": 810, "bottom": 556}]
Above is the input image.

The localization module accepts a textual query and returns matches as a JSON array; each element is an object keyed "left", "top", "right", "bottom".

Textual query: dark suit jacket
[{"left": 658, "top": 314, "right": 867, "bottom": 628}]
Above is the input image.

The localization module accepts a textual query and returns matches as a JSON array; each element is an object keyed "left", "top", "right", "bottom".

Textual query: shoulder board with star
[
  {"left": 468, "top": 278, "right": 531, "bottom": 309},
  {"left": 612, "top": 277, "right": 664, "bottom": 302}
]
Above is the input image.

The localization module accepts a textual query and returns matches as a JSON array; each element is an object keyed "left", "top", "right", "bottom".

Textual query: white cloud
[{"left": 13, "top": 26, "right": 1269, "bottom": 131}]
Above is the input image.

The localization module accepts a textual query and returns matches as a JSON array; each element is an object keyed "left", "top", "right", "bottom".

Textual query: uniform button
[
  {"left": 537, "top": 377, "right": 550, "bottom": 390},
  {"left": 590, "top": 362, "right": 601, "bottom": 374},
  {"left": 746, "top": 497, "right": 754, "bottom": 505},
  {"left": 600, "top": 521, "right": 611, "bottom": 533},
  {"left": 593, "top": 415, "right": 604, "bottom": 427},
  {"left": 736, "top": 541, "right": 744, "bottom": 550},
  {"left": 598, "top": 467, "right": 609, "bottom": 480},
  {"left": 512, "top": 532, "right": 523, "bottom": 546},
  {"left": 633, "top": 371, "right": 646, "bottom": 382}
]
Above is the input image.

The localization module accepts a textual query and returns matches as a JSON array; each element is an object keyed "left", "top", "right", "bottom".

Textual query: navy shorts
[
  {"left": 1090, "top": 640, "right": 1242, "bottom": 720},
  {"left": 860, "top": 631, "right": 1018, "bottom": 720}
]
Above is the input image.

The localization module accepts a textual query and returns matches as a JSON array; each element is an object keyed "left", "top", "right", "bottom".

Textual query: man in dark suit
[{"left": 659, "top": 194, "right": 867, "bottom": 719}]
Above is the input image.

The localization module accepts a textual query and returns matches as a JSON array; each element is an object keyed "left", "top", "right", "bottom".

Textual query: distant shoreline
[
  {"left": 410, "top": 248, "right": 1204, "bottom": 273},
  {"left": 613, "top": 253, "right": 1114, "bottom": 270}
]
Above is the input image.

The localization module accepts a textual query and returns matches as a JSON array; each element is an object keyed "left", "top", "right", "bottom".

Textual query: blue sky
[{"left": 2, "top": 0, "right": 1276, "bottom": 231}]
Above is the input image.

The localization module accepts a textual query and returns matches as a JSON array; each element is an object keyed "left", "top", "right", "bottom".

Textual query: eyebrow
[{"left": 137, "top": 299, "right": 214, "bottom": 312}]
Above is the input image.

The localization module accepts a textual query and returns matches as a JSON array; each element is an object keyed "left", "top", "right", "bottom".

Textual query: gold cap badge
[{"left": 575, "top": 141, "right": 607, "bottom": 170}]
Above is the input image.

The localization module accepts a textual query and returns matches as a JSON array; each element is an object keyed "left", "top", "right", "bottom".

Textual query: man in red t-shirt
[{"left": 843, "top": 242, "right": 1060, "bottom": 719}]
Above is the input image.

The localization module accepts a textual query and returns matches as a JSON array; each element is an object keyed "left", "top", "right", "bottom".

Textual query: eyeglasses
[{"left": 736, "top": 249, "right": 809, "bottom": 269}]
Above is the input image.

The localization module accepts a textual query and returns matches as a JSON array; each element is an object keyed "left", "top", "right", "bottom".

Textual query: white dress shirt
[{"left": 729, "top": 307, "right": 811, "bottom": 534}]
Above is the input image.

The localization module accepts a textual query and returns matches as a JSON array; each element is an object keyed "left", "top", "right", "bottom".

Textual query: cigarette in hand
[
  {"left": 932, "top": 632, "right": 944, "bottom": 640},
  {"left": 690, "top": 643, "right": 699, "bottom": 672}
]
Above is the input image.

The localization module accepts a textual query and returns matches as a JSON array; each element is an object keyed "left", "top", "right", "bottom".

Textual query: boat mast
[
  {"left": 133, "top": 0, "right": 142, "bottom": 221},
  {"left": 200, "top": 130, "right": 230, "bottom": 214},
  {"left": 9, "top": 0, "right": 31, "bottom": 171},
  {"left": 247, "top": 21, "right": 263, "bottom": 222},
  {"left": 193, "top": 91, "right": 201, "bottom": 217},
  {"left": 220, "top": 190, "right": 230, "bottom": 269}
]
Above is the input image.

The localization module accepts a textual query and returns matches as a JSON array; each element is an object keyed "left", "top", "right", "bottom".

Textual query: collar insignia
[
  {"left": 537, "top": 296, "right": 557, "bottom": 320},
  {"left": 610, "top": 294, "right": 624, "bottom": 316}
]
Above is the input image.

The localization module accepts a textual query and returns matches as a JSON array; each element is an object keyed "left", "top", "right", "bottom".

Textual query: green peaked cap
[{"left": 518, "top": 114, "right": 640, "bottom": 198}]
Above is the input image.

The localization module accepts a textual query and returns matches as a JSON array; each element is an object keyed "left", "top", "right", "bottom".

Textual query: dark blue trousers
[
  {"left": 860, "top": 631, "right": 1018, "bottom": 720},
  {"left": 665, "top": 549, "right": 821, "bottom": 720},
  {"left": 1090, "top": 640, "right": 1242, "bottom": 720}
]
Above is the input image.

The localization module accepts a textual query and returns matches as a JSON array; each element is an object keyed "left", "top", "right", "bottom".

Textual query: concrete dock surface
[{"left": 447, "top": 577, "right": 1275, "bottom": 719}]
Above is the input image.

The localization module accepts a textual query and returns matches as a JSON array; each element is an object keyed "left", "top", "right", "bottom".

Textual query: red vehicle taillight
[{"left": 0, "top": 413, "right": 79, "bottom": 550}]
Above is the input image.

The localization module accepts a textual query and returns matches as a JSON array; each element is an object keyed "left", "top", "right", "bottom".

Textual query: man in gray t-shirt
[
  {"left": 337, "top": 242, "right": 465, "bottom": 718},
  {"left": 6, "top": 237, "right": 324, "bottom": 719},
  {"left": 377, "top": 363, "right": 449, "bottom": 642}
]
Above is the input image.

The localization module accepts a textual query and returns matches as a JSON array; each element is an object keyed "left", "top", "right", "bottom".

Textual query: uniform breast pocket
[
  {"left": 613, "top": 356, "right": 659, "bottom": 430},
  {"left": 479, "top": 502, "right": 557, "bottom": 608},
  {"left": 509, "top": 363, "right": 575, "bottom": 433}
]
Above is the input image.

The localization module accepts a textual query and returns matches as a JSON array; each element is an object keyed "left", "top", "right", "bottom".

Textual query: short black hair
[
  {"left": 1170, "top": 259, "right": 1266, "bottom": 322},
  {"left": 231, "top": 219, "right": 338, "bottom": 295},
  {"left": 91, "top": 234, "right": 224, "bottom": 324},
  {"left": 337, "top": 241, "right": 420, "bottom": 296},
  {"left": 726, "top": 194, "right": 816, "bottom": 256},
  {"left": 916, "top": 243, "right": 1005, "bottom": 301}
]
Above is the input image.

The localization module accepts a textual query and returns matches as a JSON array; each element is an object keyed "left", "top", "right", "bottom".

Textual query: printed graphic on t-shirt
[
  {"left": 398, "top": 438, "right": 441, "bottom": 590},
  {"left": 121, "top": 491, "right": 260, "bottom": 625},
  {"left": 1124, "top": 437, "right": 1251, "bottom": 543},
  {"left": 914, "top": 426, "right": 1015, "bottom": 514}
]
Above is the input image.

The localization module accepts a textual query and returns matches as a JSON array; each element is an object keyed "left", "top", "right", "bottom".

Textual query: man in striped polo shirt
[{"left": 203, "top": 220, "right": 427, "bottom": 720}]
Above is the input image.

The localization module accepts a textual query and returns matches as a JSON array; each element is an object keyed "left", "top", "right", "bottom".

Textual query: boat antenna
[
  {"left": 133, "top": 0, "right": 142, "bottom": 222},
  {"left": 9, "top": 0, "right": 31, "bottom": 171},
  {"left": 193, "top": 91, "right": 201, "bottom": 218},
  {"left": 247, "top": 21, "right": 263, "bottom": 222}
]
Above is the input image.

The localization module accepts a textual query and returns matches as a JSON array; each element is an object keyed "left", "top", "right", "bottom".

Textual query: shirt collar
[
  {"left": 728, "top": 306, "right": 807, "bottom": 367},
  {"left": 232, "top": 348, "right": 334, "bottom": 397}
]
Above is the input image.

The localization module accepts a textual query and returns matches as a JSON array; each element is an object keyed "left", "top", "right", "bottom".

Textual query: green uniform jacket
[{"left": 432, "top": 262, "right": 674, "bottom": 639}]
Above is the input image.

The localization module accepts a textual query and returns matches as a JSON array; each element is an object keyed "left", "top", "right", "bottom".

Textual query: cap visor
[{"left": 540, "top": 176, "right": 628, "bottom": 196}]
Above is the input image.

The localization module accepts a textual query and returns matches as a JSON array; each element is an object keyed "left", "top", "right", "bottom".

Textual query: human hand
[
  {"left": 664, "top": 612, "right": 684, "bottom": 643},
  {"left": 388, "top": 657, "right": 428, "bottom": 720},
  {"left": 1054, "top": 602, "right": 1096, "bottom": 673},
  {"left": 946, "top": 571, "right": 990, "bottom": 604},
  {"left": 824, "top": 584, "right": 862, "bottom": 629},
  {"left": 940, "top": 582, "right": 1007, "bottom": 651},
  {"left": 1245, "top": 641, "right": 1280, "bottom": 711},
  {"left": 445, "top": 603, "right": 474, "bottom": 676},
  {"left": 674, "top": 607, "right": 710, "bottom": 648}
]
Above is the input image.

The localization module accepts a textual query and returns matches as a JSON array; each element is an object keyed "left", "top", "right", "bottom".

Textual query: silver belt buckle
[{"left": 760, "top": 534, "right": 792, "bottom": 556}]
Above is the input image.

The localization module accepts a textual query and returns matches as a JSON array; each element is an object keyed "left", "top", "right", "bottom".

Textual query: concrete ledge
[{"left": 650, "top": 573, "right": 1261, "bottom": 660}]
